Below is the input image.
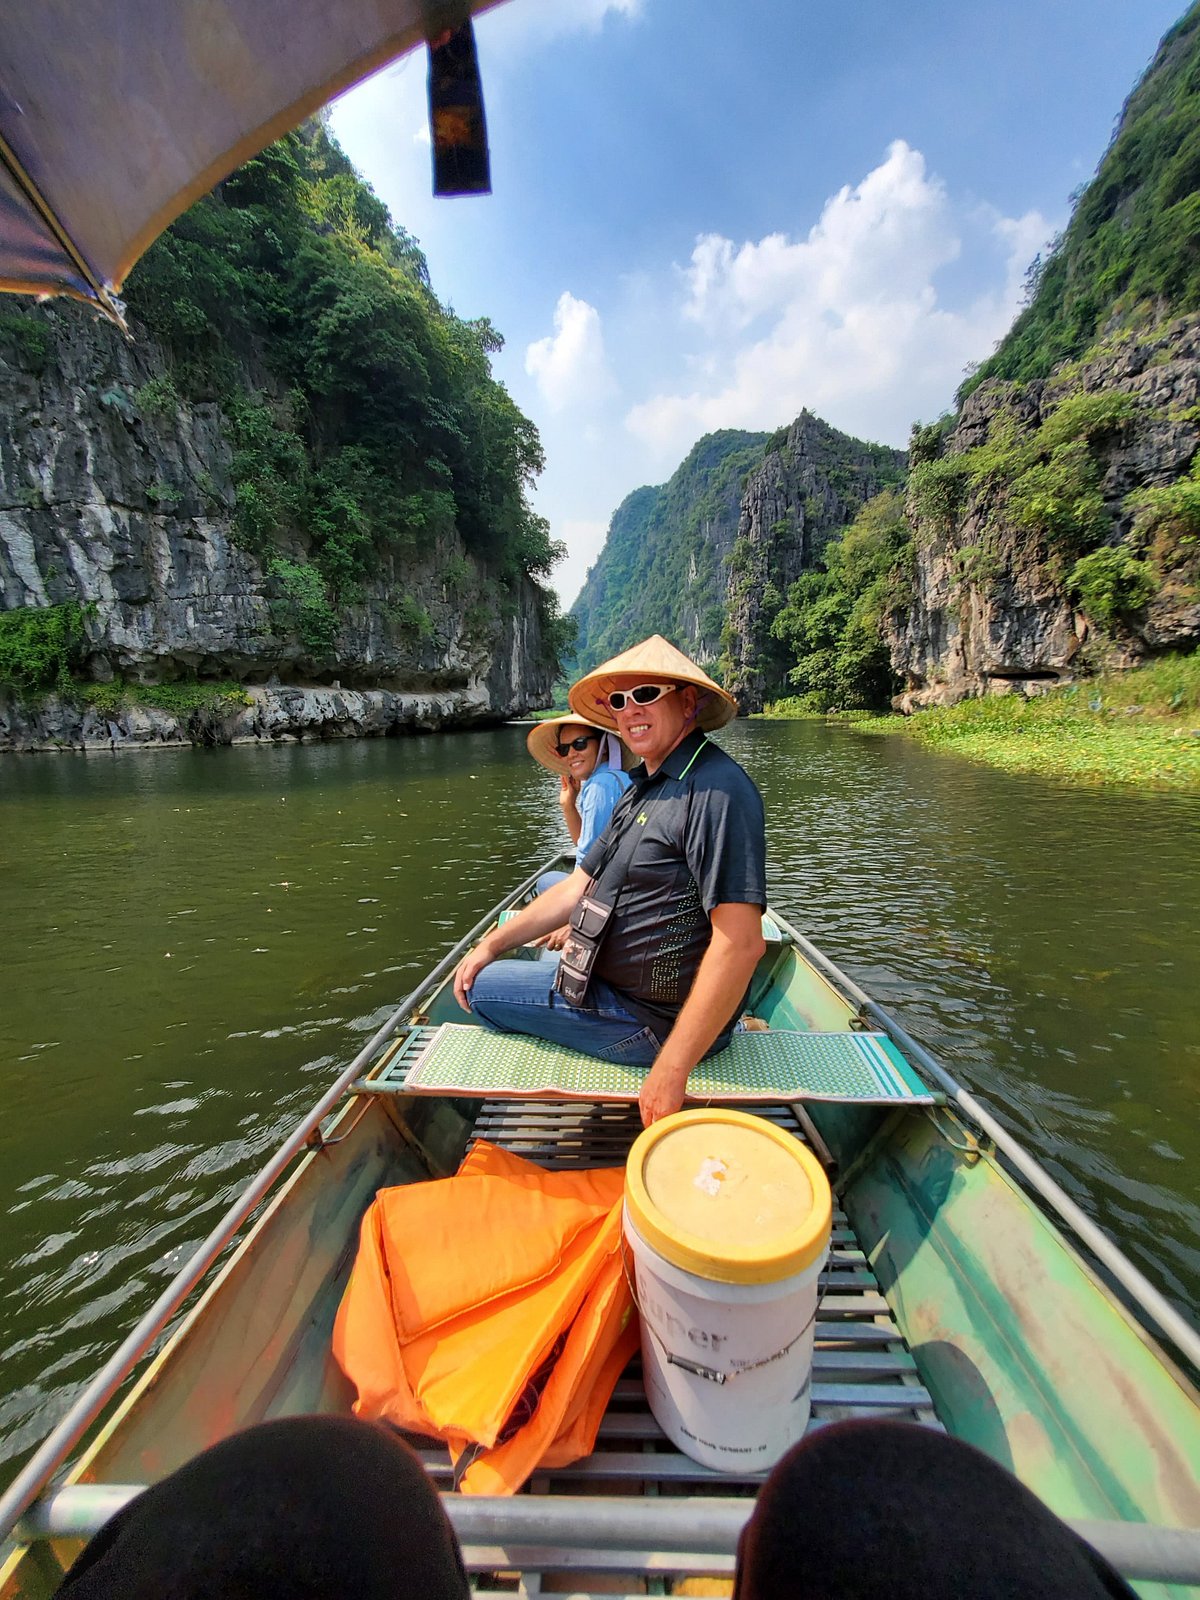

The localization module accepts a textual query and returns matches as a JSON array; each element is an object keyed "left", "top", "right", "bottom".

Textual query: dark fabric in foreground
[
  {"left": 55, "top": 1414, "right": 468, "bottom": 1599},
  {"left": 55, "top": 1413, "right": 1136, "bottom": 1599},
  {"left": 733, "top": 1419, "right": 1136, "bottom": 1600}
]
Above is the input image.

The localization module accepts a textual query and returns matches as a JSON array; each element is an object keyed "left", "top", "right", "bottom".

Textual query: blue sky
[{"left": 331, "top": 0, "right": 1186, "bottom": 605}]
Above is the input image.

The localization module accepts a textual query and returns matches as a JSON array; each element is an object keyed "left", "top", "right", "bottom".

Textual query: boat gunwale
[
  {"left": 0, "top": 856, "right": 555, "bottom": 1547},
  {"left": 767, "top": 907, "right": 1200, "bottom": 1380}
]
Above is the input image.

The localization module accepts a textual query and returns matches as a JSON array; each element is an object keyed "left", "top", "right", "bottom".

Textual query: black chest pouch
[{"left": 553, "top": 892, "right": 615, "bottom": 1007}]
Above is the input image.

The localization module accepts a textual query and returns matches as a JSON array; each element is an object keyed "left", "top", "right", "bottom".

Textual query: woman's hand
[
  {"left": 532, "top": 925, "right": 570, "bottom": 952},
  {"left": 558, "top": 774, "right": 580, "bottom": 812}
]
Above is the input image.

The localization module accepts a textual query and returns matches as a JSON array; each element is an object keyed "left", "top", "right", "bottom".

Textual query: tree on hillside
[{"left": 770, "top": 490, "right": 913, "bottom": 711}]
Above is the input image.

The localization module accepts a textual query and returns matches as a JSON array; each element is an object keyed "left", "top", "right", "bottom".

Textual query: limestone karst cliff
[
  {"left": 569, "top": 415, "right": 904, "bottom": 710},
  {"left": 569, "top": 431, "right": 767, "bottom": 674},
  {"left": 0, "top": 303, "right": 555, "bottom": 750},
  {"left": 0, "top": 126, "right": 562, "bottom": 752},
  {"left": 723, "top": 414, "right": 906, "bottom": 710},
  {"left": 890, "top": 317, "right": 1200, "bottom": 708}
]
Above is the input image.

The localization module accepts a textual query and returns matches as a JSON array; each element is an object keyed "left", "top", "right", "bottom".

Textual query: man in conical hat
[{"left": 454, "top": 636, "right": 767, "bottom": 1126}]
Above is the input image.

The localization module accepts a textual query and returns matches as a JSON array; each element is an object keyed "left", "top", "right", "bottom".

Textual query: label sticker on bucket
[{"left": 693, "top": 1157, "right": 728, "bottom": 1197}]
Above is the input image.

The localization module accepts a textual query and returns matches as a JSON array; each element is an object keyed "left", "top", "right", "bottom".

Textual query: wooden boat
[{"left": 2, "top": 854, "right": 1199, "bottom": 1597}]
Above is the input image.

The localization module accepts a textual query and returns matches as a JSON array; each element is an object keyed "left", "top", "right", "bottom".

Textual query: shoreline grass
[{"left": 758, "top": 651, "right": 1200, "bottom": 790}]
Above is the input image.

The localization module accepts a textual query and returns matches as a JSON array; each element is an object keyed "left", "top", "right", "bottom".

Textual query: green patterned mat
[{"left": 400, "top": 1023, "right": 933, "bottom": 1103}]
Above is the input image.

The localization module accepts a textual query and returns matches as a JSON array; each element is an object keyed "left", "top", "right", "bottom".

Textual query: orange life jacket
[{"left": 332, "top": 1140, "right": 637, "bottom": 1494}]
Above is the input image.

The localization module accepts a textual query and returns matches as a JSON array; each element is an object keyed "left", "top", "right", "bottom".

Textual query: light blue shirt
[{"left": 576, "top": 767, "right": 632, "bottom": 858}]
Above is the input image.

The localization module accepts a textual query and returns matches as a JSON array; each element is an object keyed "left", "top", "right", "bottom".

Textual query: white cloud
[
  {"left": 627, "top": 140, "right": 1053, "bottom": 462},
  {"left": 525, "top": 292, "right": 615, "bottom": 410},
  {"left": 479, "top": 0, "right": 642, "bottom": 52},
  {"left": 992, "top": 206, "right": 1056, "bottom": 305}
]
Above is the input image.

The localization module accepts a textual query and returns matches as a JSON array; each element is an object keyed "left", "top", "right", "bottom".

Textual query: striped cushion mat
[{"left": 397, "top": 1023, "right": 933, "bottom": 1104}]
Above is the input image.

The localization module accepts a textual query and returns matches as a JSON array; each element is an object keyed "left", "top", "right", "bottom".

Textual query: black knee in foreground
[
  {"left": 733, "top": 1419, "right": 1135, "bottom": 1600},
  {"left": 55, "top": 1414, "right": 469, "bottom": 1599}
]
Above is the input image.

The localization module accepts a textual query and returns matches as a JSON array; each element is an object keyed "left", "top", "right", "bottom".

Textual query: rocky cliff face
[
  {"left": 570, "top": 416, "right": 905, "bottom": 702},
  {"left": 0, "top": 306, "right": 555, "bottom": 751},
  {"left": 725, "top": 413, "right": 906, "bottom": 709},
  {"left": 889, "top": 316, "right": 1200, "bottom": 708},
  {"left": 569, "top": 432, "right": 766, "bottom": 673}
]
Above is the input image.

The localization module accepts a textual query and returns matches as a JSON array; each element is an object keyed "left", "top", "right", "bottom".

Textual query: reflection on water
[{"left": 1, "top": 721, "right": 1198, "bottom": 1478}]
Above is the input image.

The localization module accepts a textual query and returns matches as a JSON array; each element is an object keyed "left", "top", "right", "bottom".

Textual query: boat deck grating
[{"left": 405, "top": 1095, "right": 941, "bottom": 1596}]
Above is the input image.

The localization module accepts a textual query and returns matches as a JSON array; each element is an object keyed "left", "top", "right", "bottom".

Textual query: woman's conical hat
[
  {"left": 525, "top": 715, "right": 633, "bottom": 774},
  {"left": 568, "top": 635, "right": 738, "bottom": 732}
]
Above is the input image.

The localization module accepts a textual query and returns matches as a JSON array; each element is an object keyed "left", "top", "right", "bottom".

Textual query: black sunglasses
[{"left": 555, "top": 733, "right": 600, "bottom": 757}]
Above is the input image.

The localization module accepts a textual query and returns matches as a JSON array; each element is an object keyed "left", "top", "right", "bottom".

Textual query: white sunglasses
[{"left": 606, "top": 683, "right": 679, "bottom": 712}]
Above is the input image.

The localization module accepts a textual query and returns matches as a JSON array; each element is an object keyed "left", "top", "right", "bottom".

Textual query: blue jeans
[
  {"left": 535, "top": 870, "right": 570, "bottom": 895},
  {"left": 466, "top": 958, "right": 665, "bottom": 1065}
]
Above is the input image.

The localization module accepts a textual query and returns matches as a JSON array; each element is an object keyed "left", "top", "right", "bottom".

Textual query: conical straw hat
[
  {"left": 568, "top": 635, "right": 738, "bottom": 732},
  {"left": 525, "top": 715, "right": 633, "bottom": 774}
]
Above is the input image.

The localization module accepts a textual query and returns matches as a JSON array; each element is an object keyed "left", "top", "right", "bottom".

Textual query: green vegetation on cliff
[
  {"left": 962, "top": 3, "right": 1200, "bottom": 397},
  {"left": 569, "top": 431, "right": 767, "bottom": 672},
  {"left": 769, "top": 489, "right": 913, "bottom": 711},
  {"left": 908, "top": 387, "right": 1152, "bottom": 616},
  {"left": 0, "top": 601, "right": 90, "bottom": 696},
  {"left": 722, "top": 419, "right": 907, "bottom": 707},
  {"left": 125, "top": 120, "right": 568, "bottom": 665}
]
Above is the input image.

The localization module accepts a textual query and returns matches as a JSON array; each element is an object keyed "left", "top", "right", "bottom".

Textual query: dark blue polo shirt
[{"left": 579, "top": 728, "right": 767, "bottom": 1042}]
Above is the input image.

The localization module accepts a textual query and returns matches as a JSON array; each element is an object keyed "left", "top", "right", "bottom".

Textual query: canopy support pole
[{"left": 0, "top": 131, "right": 127, "bottom": 326}]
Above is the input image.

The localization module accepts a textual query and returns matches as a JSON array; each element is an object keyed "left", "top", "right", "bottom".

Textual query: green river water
[{"left": 1, "top": 720, "right": 1198, "bottom": 1479}]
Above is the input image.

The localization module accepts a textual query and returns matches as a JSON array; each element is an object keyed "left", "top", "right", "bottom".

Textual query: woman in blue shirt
[{"left": 526, "top": 716, "right": 631, "bottom": 896}]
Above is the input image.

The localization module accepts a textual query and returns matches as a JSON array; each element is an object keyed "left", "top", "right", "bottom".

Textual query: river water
[{"left": 1, "top": 721, "right": 1198, "bottom": 1481}]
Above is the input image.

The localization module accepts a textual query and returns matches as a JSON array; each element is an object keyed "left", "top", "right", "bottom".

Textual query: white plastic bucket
[
  {"left": 622, "top": 1109, "right": 831, "bottom": 1474},
  {"left": 623, "top": 1206, "right": 827, "bottom": 1471}
]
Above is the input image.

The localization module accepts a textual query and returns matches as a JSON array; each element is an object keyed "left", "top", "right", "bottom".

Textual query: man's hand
[
  {"left": 638, "top": 1058, "right": 690, "bottom": 1126},
  {"left": 451, "top": 867, "right": 591, "bottom": 1013},
  {"left": 453, "top": 937, "right": 498, "bottom": 1012},
  {"left": 637, "top": 902, "right": 767, "bottom": 1128}
]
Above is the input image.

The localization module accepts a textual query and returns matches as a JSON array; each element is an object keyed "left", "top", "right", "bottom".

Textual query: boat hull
[{"left": 3, "top": 906, "right": 1199, "bottom": 1596}]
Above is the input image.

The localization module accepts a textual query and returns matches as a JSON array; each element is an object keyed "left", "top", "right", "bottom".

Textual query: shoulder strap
[
  {"left": 585, "top": 737, "right": 709, "bottom": 912},
  {"left": 584, "top": 790, "right": 646, "bottom": 904}
]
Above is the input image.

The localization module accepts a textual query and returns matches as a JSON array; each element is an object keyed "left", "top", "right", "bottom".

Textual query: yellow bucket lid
[{"left": 624, "top": 1109, "right": 832, "bottom": 1285}]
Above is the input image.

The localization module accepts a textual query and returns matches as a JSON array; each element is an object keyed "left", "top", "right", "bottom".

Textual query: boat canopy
[{"left": 0, "top": 0, "right": 497, "bottom": 324}]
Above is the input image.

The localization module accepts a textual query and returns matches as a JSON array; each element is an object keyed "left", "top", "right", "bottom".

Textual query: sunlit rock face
[
  {"left": 724, "top": 412, "right": 907, "bottom": 712},
  {"left": 890, "top": 315, "right": 1200, "bottom": 710},
  {"left": 0, "top": 306, "right": 555, "bottom": 749}
]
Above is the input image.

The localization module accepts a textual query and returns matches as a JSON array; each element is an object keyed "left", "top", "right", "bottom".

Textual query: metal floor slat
[
  {"left": 438, "top": 1096, "right": 940, "bottom": 1595},
  {"left": 463, "top": 1545, "right": 735, "bottom": 1579}
]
